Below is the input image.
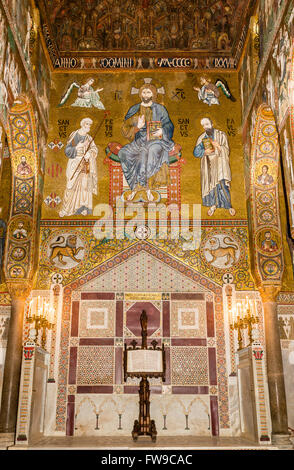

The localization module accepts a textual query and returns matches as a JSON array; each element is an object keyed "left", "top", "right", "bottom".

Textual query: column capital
[
  {"left": 5, "top": 280, "right": 32, "bottom": 301},
  {"left": 258, "top": 285, "right": 281, "bottom": 303}
]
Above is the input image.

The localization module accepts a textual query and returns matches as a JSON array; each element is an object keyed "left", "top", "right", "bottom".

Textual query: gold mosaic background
[{"left": 43, "top": 71, "right": 246, "bottom": 220}]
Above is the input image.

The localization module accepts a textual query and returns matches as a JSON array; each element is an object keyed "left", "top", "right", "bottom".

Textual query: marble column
[
  {"left": 0, "top": 282, "right": 31, "bottom": 436},
  {"left": 259, "top": 286, "right": 290, "bottom": 445}
]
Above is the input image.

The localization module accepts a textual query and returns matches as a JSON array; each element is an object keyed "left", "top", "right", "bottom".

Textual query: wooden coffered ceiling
[{"left": 36, "top": 0, "right": 257, "bottom": 70}]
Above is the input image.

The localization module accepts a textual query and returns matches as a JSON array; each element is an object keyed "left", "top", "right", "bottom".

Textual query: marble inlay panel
[
  {"left": 171, "top": 301, "right": 207, "bottom": 338},
  {"left": 77, "top": 346, "right": 114, "bottom": 385},
  {"left": 79, "top": 300, "right": 115, "bottom": 337},
  {"left": 171, "top": 346, "right": 209, "bottom": 386}
]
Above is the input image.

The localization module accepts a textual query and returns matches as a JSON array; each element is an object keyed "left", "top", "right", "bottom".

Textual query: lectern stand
[{"left": 124, "top": 310, "right": 166, "bottom": 442}]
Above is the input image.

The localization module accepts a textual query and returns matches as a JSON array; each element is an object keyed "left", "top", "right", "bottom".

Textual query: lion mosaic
[
  {"left": 205, "top": 236, "right": 238, "bottom": 266},
  {"left": 49, "top": 235, "right": 84, "bottom": 266}
]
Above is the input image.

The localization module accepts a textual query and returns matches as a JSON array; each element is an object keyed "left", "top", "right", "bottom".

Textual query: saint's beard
[
  {"left": 205, "top": 128, "right": 214, "bottom": 136},
  {"left": 141, "top": 96, "right": 153, "bottom": 105}
]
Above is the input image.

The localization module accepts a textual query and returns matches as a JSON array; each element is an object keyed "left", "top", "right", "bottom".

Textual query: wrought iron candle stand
[{"left": 124, "top": 310, "right": 166, "bottom": 442}]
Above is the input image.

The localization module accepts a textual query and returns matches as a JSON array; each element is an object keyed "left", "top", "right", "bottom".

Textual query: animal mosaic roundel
[
  {"left": 43, "top": 230, "right": 87, "bottom": 271},
  {"left": 200, "top": 232, "right": 242, "bottom": 270}
]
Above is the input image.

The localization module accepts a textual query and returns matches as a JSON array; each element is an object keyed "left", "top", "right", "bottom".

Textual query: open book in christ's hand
[{"left": 147, "top": 121, "right": 163, "bottom": 141}]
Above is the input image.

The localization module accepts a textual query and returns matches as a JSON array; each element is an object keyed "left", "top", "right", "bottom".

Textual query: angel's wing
[
  {"left": 58, "top": 82, "right": 80, "bottom": 107},
  {"left": 215, "top": 78, "right": 236, "bottom": 102}
]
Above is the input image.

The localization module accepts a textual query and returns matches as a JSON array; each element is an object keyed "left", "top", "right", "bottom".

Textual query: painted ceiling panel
[{"left": 37, "top": 0, "right": 256, "bottom": 65}]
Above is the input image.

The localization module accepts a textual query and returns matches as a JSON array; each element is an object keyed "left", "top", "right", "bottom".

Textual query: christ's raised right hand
[{"left": 137, "top": 115, "right": 145, "bottom": 129}]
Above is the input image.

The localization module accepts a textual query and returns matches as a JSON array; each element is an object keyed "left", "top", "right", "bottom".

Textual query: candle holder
[
  {"left": 230, "top": 299, "right": 259, "bottom": 350},
  {"left": 27, "top": 297, "right": 55, "bottom": 349},
  {"left": 243, "top": 304, "right": 259, "bottom": 345},
  {"left": 230, "top": 315, "right": 244, "bottom": 350}
]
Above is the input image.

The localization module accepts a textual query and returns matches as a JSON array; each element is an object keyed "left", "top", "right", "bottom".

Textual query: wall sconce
[{"left": 27, "top": 296, "right": 55, "bottom": 349}]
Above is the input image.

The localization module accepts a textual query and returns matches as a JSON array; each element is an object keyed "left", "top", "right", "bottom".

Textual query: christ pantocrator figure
[{"left": 118, "top": 83, "right": 175, "bottom": 202}]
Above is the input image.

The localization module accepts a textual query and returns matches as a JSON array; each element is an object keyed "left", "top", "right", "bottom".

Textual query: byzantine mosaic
[
  {"left": 37, "top": 230, "right": 254, "bottom": 291},
  {"left": 43, "top": 70, "right": 246, "bottom": 219}
]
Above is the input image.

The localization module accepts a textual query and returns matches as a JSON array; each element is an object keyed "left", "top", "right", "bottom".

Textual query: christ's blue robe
[{"left": 118, "top": 102, "right": 174, "bottom": 190}]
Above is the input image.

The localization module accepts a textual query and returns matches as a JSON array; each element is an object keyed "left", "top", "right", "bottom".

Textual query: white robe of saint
[
  {"left": 59, "top": 131, "right": 98, "bottom": 217},
  {"left": 195, "top": 129, "right": 231, "bottom": 199}
]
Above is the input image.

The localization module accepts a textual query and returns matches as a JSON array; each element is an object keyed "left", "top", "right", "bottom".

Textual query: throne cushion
[{"left": 105, "top": 142, "right": 182, "bottom": 164}]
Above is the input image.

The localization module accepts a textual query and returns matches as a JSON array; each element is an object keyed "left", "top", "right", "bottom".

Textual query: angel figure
[
  {"left": 193, "top": 77, "right": 236, "bottom": 106},
  {"left": 58, "top": 78, "right": 105, "bottom": 109}
]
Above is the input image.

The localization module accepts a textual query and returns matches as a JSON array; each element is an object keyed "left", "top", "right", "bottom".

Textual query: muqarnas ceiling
[{"left": 38, "top": 0, "right": 256, "bottom": 57}]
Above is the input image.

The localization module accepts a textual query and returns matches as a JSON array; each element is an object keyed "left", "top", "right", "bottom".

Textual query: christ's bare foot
[
  {"left": 229, "top": 207, "right": 236, "bottom": 216},
  {"left": 207, "top": 205, "right": 216, "bottom": 216},
  {"left": 147, "top": 189, "right": 154, "bottom": 202},
  {"left": 128, "top": 190, "right": 136, "bottom": 201}
]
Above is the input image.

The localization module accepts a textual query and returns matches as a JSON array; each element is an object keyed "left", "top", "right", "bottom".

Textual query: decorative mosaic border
[
  {"left": 15, "top": 341, "right": 35, "bottom": 442},
  {"left": 37, "top": 227, "right": 254, "bottom": 291},
  {"left": 4, "top": 96, "right": 40, "bottom": 282},
  {"left": 252, "top": 342, "right": 271, "bottom": 442},
  {"left": 250, "top": 104, "right": 284, "bottom": 285},
  {"left": 40, "top": 219, "right": 249, "bottom": 227}
]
